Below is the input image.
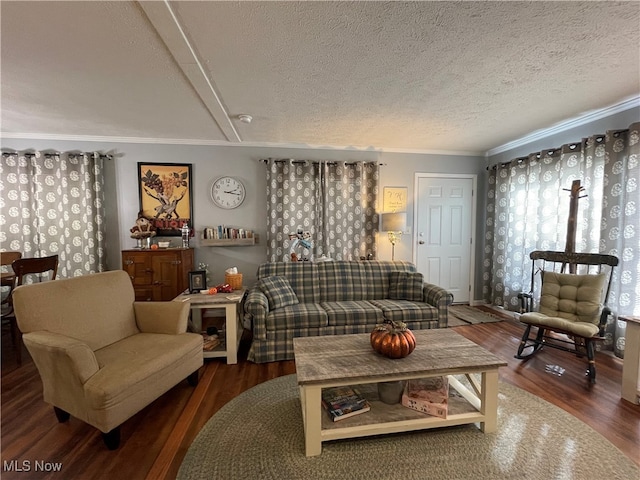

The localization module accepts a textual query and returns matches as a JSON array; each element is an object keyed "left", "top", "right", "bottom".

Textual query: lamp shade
[{"left": 380, "top": 212, "right": 406, "bottom": 232}]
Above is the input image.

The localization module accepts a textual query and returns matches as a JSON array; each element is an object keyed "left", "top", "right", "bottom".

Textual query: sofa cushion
[
  {"left": 321, "top": 301, "right": 384, "bottom": 326},
  {"left": 317, "top": 261, "right": 367, "bottom": 302},
  {"left": 389, "top": 271, "right": 424, "bottom": 302},
  {"left": 363, "top": 261, "right": 416, "bottom": 299},
  {"left": 369, "top": 299, "right": 438, "bottom": 327},
  {"left": 257, "top": 276, "right": 299, "bottom": 310},
  {"left": 265, "top": 303, "right": 328, "bottom": 330},
  {"left": 257, "top": 262, "right": 319, "bottom": 303}
]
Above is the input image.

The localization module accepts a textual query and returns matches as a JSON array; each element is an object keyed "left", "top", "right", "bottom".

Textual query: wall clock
[{"left": 210, "top": 176, "right": 246, "bottom": 209}]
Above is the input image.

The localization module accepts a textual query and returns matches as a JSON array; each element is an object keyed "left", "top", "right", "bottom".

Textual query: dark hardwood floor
[{"left": 1, "top": 310, "right": 639, "bottom": 479}]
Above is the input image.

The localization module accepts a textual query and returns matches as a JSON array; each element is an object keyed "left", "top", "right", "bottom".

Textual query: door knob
[{"left": 418, "top": 240, "right": 425, "bottom": 245}]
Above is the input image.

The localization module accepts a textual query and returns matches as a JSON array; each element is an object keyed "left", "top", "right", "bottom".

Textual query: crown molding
[
  {"left": 485, "top": 96, "right": 640, "bottom": 157},
  {"left": 6, "top": 97, "right": 635, "bottom": 158},
  {"left": 0, "top": 133, "right": 482, "bottom": 158}
]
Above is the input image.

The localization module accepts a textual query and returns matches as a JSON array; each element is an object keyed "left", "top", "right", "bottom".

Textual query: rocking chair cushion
[
  {"left": 520, "top": 312, "right": 600, "bottom": 338},
  {"left": 538, "top": 272, "right": 605, "bottom": 325}
]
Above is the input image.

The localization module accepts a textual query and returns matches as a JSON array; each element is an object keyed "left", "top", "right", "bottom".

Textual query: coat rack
[{"left": 562, "top": 179, "right": 587, "bottom": 273}]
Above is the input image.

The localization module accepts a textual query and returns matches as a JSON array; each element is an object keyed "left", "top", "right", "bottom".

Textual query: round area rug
[{"left": 178, "top": 375, "right": 638, "bottom": 480}]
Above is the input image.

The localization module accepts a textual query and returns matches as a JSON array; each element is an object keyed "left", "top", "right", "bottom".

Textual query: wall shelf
[{"left": 200, "top": 236, "right": 258, "bottom": 247}]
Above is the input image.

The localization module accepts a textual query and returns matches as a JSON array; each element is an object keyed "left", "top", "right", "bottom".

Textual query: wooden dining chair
[
  {"left": 1, "top": 251, "right": 22, "bottom": 297},
  {"left": 7, "top": 255, "right": 59, "bottom": 364},
  {"left": 1, "top": 251, "right": 22, "bottom": 338}
]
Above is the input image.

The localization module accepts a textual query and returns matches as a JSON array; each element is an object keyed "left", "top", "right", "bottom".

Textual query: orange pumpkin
[{"left": 370, "top": 320, "right": 416, "bottom": 359}]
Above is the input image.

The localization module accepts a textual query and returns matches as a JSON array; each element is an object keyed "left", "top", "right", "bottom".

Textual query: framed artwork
[
  {"left": 383, "top": 186, "right": 407, "bottom": 212},
  {"left": 189, "top": 270, "right": 207, "bottom": 293},
  {"left": 138, "top": 163, "right": 193, "bottom": 236}
]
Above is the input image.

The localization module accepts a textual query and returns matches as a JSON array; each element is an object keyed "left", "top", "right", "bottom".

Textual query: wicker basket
[{"left": 225, "top": 272, "right": 243, "bottom": 290}]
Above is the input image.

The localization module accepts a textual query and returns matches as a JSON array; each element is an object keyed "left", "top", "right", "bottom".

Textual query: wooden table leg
[
  {"left": 301, "top": 384, "right": 323, "bottom": 456},
  {"left": 190, "top": 307, "right": 202, "bottom": 333},
  {"left": 225, "top": 303, "right": 238, "bottom": 364},
  {"left": 480, "top": 369, "right": 499, "bottom": 433},
  {"left": 621, "top": 317, "right": 640, "bottom": 404}
]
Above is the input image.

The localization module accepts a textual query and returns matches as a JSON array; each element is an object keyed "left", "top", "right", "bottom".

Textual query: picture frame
[
  {"left": 138, "top": 162, "right": 193, "bottom": 236},
  {"left": 189, "top": 270, "right": 207, "bottom": 293},
  {"left": 383, "top": 186, "right": 408, "bottom": 212}
]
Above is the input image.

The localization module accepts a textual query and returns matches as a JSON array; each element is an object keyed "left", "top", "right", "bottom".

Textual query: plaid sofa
[{"left": 244, "top": 260, "right": 453, "bottom": 363}]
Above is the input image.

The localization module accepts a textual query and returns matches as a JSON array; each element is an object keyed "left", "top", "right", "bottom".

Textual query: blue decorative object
[{"left": 288, "top": 228, "right": 314, "bottom": 261}]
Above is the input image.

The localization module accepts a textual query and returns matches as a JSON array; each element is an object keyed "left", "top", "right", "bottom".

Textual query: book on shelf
[
  {"left": 203, "top": 226, "right": 254, "bottom": 240},
  {"left": 321, "top": 386, "right": 371, "bottom": 422},
  {"left": 401, "top": 376, "right": 449, "bottom": 419},
  {"left": 201, "top": 332, "right": 221, "bottom": 351}
]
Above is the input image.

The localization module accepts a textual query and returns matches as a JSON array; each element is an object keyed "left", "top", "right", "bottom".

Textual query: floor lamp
[{"left": 380, "top": 212, "right": 406, "bottom": 261}]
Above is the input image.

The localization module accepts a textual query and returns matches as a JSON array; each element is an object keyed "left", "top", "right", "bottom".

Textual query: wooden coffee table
[{"left": 294, "top": 329, "right": 507, "bottom": 456}]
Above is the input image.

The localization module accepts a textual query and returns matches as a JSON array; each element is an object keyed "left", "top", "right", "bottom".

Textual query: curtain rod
[
  {"left": 2, "top": 151, "right": 113, "bottom": 160},
  {"left": 260, "top": 158, "right": 385, "bottom": 166},
  {"left": 485, "top": 131, "right": 620, "bottom": 171}
]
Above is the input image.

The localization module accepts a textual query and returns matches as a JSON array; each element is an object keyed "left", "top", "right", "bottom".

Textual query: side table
[
  {"left": 174, "top": 289, "right": 246, "bottom": 364},
  {"left": 620, "top": 315, "right": 640, "bottom": 404}
]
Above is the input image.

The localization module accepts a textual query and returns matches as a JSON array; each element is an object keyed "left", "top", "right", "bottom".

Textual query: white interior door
[{"left": 414, "top": 174, "right": 475, "bottom": 304}]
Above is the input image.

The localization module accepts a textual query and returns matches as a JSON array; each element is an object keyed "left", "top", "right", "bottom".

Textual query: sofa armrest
[
  {"left": 134, "top": 301, "right": 190, "bottom": 334},
  {"left": 22, "top": 331, "right": 99, "bottom": 384},
  {"left": 244, "top": 287, "right": 270, "bottom": 340},
  {"left": 422, "top": 283, "right": 454, "bottom": 328}
]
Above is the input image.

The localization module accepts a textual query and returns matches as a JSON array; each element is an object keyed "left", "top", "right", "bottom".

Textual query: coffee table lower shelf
[{"left": 299, "top": 371, "right": 499, "bottom": 456}]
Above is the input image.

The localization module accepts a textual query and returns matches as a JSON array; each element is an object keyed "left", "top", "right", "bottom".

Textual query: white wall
[
  {"left": 5, "top": 105, "right": 634, "bottom": 296},
  {"left": 0, "top": 139, "right": 484, "bottom": 288}
]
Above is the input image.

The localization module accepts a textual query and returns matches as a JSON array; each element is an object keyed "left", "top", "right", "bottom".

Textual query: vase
[{"left": 377, "top": 380, "right": 405, "bottom": 405}]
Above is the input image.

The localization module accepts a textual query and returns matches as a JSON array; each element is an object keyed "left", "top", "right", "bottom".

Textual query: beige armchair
[{"left": 12, "top": 270, "right": 203, "bottom": 449}]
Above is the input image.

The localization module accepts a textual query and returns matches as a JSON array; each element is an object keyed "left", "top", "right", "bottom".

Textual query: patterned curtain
[
  {"left": 483, "top": 122, "right": 639, "bottom": 357},
  {"left": 600, "top": 126, "right": 640, "bottom": 356},
  {"left": 265, "top": 159, "right": 378, "bottom": 262},
  {"left": 1, "top": 151, "right": 107, "bottom": 278}
]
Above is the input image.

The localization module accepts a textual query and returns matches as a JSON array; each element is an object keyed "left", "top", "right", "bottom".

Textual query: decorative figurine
[
  {"left": 288, "top": 228, "right": 314, "bottom": 261},
  {"left": 130, "top": 211, "right": 157, "bottom": 248}
]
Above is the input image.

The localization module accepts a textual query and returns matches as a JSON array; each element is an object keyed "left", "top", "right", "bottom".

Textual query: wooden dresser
[{"left": 121, "top": 248, "right": 194, "bottom": 301}]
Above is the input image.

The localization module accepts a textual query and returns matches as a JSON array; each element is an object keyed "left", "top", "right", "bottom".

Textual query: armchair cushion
[
  {"left": 389, "top": 271, "right": 424, "bottom": 302},
  {"left": 257, "top": 276, "right": 299, "bottom": 310},
  {"left": 89, "top": 333, "right": 202, "bottom": 410},
  {"left": 134, "top": 301, "right": 190, "bottom": 334}
]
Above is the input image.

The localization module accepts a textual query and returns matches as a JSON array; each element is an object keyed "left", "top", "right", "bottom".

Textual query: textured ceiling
[{"left": 1, "top": 1, "right": 639, "bottom": 155}]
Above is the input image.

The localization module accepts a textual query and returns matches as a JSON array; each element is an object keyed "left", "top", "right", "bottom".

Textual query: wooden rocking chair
[{"left": 515, "top": 250, "right": 618, "bottom": 383}]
